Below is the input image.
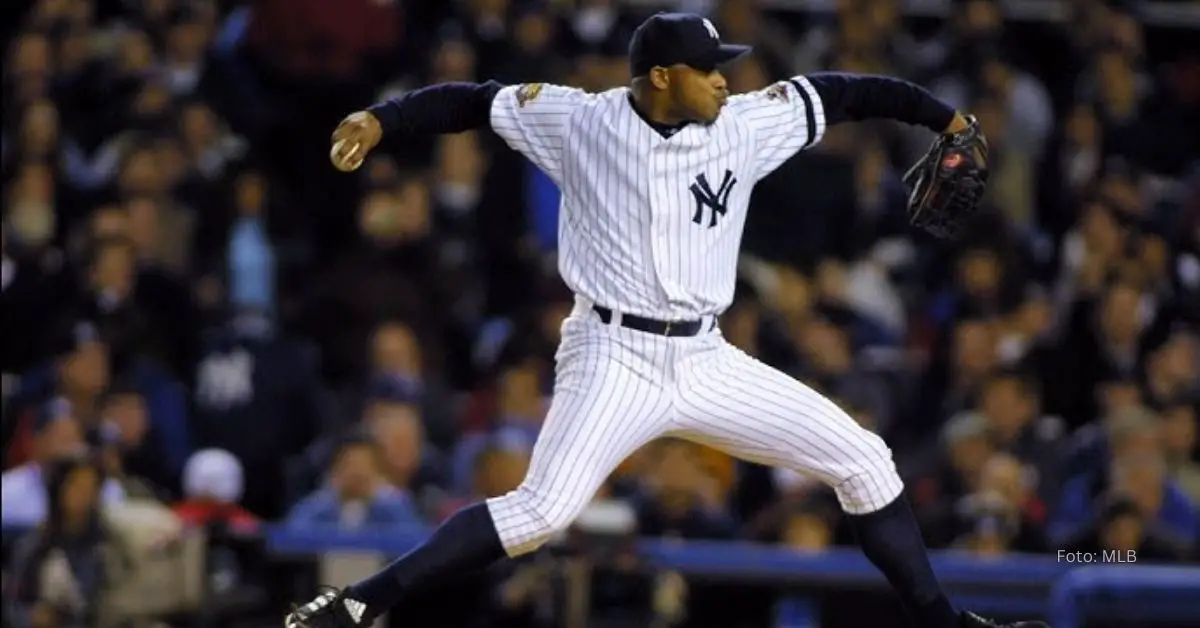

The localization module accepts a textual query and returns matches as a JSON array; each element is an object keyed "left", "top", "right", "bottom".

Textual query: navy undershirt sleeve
[
  {"left": 803, "top": 72, "right": 956, "bottom": 132},
  {"left": 366, "top": 80, "right": 505, "bottom": 136}
]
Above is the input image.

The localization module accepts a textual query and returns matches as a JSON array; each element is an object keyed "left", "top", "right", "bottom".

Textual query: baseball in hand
[{"left": 330, "top": 139, "right": 363, "bottom": 172}]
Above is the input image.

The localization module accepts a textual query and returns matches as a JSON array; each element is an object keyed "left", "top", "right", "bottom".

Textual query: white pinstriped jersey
[{"left": 489, "top": 77, "right": 827, "bottom": 319}]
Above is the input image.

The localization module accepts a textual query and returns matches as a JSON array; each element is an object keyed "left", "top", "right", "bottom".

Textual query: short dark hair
[
  {"left": 49, "top": 320, "right": 104, "bottom": 361},
  {"left": 103, "top": 376, "right": 141, "bottom": 403},
  {"left": 1098, "top": 493, "right": 1142, "bottom": 524},
  {"left": 984, "top": 367, "right": 1040, "bottom": 400},
  {"left": 42, "top": 453, "right": 106, "bottom": 537}
]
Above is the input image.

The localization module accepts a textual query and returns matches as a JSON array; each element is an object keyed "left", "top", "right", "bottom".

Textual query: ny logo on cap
[{"left": 702, "top": 18, "right": 720, "bottom": 40}]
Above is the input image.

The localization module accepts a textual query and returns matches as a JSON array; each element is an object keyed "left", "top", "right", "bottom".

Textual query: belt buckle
[{"left": 663, "top": 321, "right": 673, "bottom": 335}]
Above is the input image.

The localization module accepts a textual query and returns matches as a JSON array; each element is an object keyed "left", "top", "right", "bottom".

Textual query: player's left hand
[
  {"left": 330, "top": 111, "right": 383, "bottom": 172},
  {"left": 903, "top": 112, "right": 989, "bottom": 239}
]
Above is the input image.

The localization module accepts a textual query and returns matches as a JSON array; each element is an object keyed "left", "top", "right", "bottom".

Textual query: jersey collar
[{"left": 626, "top": 92, "right": 692, "bottom": 139}]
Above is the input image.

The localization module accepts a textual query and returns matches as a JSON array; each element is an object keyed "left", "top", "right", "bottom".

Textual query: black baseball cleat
[
  {"left": 962, "top": 610, "right": 1050, "bottom": 627},
  {"left": 285, "top": 587, "right": 370, "bottom": 628}
]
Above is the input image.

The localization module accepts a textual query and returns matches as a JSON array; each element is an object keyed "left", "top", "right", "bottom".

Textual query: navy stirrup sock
[
  {"left": 346, "top": 502, "right": 505, "bottom": 618},
  {"left": 847, "top": 495, "right": 959, "bottom": 628},
  {"left": 344, "top": 495, "right": 957, "bottom": 626}
]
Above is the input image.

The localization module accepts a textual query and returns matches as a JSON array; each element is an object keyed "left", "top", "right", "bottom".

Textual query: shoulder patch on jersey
[
  {"left": 516, "top": 83, "right": 544, "bottom": 108},
  {"left": 765, "top": 82, "right": 789, "bottom": 102}
]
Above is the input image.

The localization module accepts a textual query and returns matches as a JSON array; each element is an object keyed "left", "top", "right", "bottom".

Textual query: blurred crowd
[{"left": 2, "top": 0, "right": 1199, "bottom": 626}]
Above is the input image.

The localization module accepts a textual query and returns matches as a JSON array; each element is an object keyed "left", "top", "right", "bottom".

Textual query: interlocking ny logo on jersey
[{"left": 690, "top": 170, "right": 737, "bottom": 228}]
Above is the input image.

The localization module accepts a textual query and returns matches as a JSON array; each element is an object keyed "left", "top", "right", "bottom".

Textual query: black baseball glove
[{"left": 903, "top": 114, "right": 989, "bottom": 239}]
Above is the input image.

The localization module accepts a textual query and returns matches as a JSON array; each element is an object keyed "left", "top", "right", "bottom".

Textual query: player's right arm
[
  {"left": 330, "top": 81, "right": 590, "bottom": 180},
  {"left": 329, "top": 81, "right": 504, "bottom": 171}
]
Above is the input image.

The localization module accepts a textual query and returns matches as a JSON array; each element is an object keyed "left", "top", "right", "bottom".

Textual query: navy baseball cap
[{"left": 628, "top": 12, "right": 751, "bottom": 77}]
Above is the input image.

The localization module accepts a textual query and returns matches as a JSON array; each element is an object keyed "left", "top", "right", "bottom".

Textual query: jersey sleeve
[
  {"left": 727, "top": 76, "right": 827, "bottom": 180},
  {"left": 489, "top": 83, "right": 591, "bottom": 181}
]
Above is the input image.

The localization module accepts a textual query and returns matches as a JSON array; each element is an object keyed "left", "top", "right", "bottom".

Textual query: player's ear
[{"left": 648, "top": 66, "right": 670, "bottom": 91}]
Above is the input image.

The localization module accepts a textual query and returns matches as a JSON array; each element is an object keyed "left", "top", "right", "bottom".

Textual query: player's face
[{"left": 668, "top": 65, "right": 729, "bottom": 124}]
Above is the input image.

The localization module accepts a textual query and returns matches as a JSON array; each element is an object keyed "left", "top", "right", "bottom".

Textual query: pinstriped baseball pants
[{"left": 487, "top": 297, "right": 904, "bottom": 557}]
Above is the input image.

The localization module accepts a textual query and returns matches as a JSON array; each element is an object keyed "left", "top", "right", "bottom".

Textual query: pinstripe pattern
[
  {"left": 490, "top": 78, "right": 825, "bottom": 321},
  {"left": 486, "top": 300, "right": 902, "bottom": 555},
  {"left": 485, "top": 77, "right": 900, "bottom": 556},
  {"left": 487, "top": 298, "right": 677, "bottom": 555},
  {"left": 671, "top": 333, "right": 903, "bottom": 515},
  {"left": 728, "top": 76, "right": 827, "bottom": 182}
]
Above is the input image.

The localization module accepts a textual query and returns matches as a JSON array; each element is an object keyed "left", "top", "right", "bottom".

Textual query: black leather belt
[{"left": 592, "top": 305, "right": 708, "bottom": 337}]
